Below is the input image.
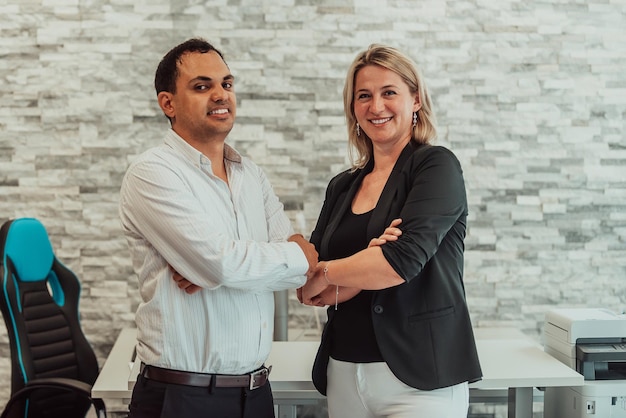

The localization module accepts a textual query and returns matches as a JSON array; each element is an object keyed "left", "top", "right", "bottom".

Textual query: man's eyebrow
[{"left": 190, "top": 74, "right": 235, "bottom": 83}]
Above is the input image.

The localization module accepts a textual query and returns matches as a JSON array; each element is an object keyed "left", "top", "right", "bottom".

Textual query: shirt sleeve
[
  {"left": 380, "top": 147, "right": 468, "bottom": 282},
  {"left": 119, "top": 154, "right": 308, "bottom": 292},
  {"left": 256, "top": 161, "right": 311, "bottom": 291}
]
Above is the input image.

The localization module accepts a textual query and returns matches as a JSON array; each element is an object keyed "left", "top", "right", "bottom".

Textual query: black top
[{"left": 327, "top": 209, "right": 383, "bottom": 362}]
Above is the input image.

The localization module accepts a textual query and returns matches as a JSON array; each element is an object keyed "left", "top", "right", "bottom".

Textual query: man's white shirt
[{"left": 119, "top": 129, "right": 308, "bottom": 374}]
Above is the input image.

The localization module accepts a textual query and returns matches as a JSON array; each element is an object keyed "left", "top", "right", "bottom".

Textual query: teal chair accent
[{"left": 0, "top": 218, "right": 106, "bottom": 418}]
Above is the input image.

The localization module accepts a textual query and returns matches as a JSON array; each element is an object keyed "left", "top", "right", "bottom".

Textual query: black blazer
[{"left": 310, "top": 141, "right": 482, "bottom": 394}]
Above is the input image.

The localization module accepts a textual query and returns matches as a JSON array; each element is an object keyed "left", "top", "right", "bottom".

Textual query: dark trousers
[{"left": 128, "top": 374, "right": 275, "bottom": 418}]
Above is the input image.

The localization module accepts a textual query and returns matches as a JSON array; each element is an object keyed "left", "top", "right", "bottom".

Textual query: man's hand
[
  {"left": 288, "top": 234, "right": 319, "bottom": 277},
  {"left": 170, "top": 266, "right": 202, "bottom": 294}
]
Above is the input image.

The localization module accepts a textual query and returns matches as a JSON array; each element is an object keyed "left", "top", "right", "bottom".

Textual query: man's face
[{"left": 161, "top": 50, "right": 236, "bottom": 144}]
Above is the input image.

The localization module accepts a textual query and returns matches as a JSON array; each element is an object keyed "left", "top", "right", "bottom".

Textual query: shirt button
[{"left": 373, "top": 305, "right": 383, "bottom": 314}]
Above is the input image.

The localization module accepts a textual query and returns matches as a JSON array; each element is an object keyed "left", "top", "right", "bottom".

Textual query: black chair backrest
[{"left": 0, "top": 218, "right": 99, "bottom": 418}]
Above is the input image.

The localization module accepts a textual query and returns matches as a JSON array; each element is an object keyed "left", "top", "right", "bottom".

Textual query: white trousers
[{"left": 326, "top": 357, "right": 469, "bottom": 418}]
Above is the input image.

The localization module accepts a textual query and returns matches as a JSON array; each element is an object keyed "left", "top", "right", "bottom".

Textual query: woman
[{"left": 299, "top": 44, "right": 482, "bottom": 418}]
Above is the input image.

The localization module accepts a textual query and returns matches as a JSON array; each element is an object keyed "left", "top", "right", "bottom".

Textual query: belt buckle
[{"left": 249, "top": 365, "right": 271, "bottom": 390}]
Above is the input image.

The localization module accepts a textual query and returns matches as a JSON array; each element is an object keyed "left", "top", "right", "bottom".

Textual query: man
[{"left": 119, "top": 38, "right": 318, "bottom": 418}]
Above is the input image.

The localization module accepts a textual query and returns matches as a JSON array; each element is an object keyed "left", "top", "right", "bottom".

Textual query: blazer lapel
[
  {"left": 320, "top": 141, "right": 421, "bottom": 257},
  {"left": 367, "top": 141, "right": 419, "bottom": 239},
  {"left": 319, "top": 162, "right": 371, "bottom": 258}
]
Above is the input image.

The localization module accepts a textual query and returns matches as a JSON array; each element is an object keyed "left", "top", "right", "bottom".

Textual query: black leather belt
[{"left": 140, "top": 363, "right": 272, "bottom": 390}]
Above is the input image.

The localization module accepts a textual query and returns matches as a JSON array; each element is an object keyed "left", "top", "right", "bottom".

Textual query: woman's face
[{"left": 353, "top": 64, "right": 420, "bottom": 149}]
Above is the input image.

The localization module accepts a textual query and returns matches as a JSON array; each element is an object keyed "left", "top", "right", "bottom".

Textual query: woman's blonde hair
[{"left": 343, "top": 44, "right": 437, "bottom": 169}]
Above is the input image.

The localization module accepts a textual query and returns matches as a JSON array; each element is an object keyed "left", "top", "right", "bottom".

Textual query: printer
[{"left": 543, "top": 308, "right": 626, "bottom": 418}]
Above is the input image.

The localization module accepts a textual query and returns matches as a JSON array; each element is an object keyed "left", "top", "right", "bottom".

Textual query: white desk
[
  {"left": 92, "top": 328, "right": 583, "bottom": 418},
  {"left": 92, "top": 328, "right": 137, "bottom": 400}
]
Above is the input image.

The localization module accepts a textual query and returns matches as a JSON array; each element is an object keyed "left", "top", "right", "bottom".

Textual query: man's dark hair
[{"left": 154, "top": 38, "right": 226, "bottom": 96}]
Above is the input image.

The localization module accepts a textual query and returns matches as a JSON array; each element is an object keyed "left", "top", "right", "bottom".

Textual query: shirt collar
[{"left": 164, "top": 129, "right": 242, "bottom": 167}]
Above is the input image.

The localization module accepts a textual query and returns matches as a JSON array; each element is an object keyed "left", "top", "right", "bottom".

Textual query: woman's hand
[
  {"left": 368, "top": 218, "right": 402, "bottom": 248},
  {"left": 297, "top": 261, "right": 362, "bottom": 307},
  {"left": 298, "top": 263, "right": 328, "bottom": 305}
]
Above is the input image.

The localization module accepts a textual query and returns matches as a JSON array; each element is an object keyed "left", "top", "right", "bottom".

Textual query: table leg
[
  {"left": 508, "top": 387, "right": 533, "bottom": 418},
  {"left": 276, "top": 404, "right": 297, "bottom": 418}
]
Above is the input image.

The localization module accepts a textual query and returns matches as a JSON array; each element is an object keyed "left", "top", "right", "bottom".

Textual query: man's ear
[{"left": 158, "top": 91, "right": 175, "bottom": 119}]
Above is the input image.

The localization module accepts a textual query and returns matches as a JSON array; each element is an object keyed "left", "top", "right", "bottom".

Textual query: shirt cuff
[{"left": 284, "top": 241, "right": 310, "bottom": 277}]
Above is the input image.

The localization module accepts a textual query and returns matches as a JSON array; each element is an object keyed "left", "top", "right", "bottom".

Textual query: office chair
[{"left": 0, "top": 218, "right": 106, "bottom": 418}]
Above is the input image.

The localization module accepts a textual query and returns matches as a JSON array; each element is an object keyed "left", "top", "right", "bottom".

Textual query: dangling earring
[
  {"left": 412, "top": 111, "right": 418, "bottom": 127},
  {"left": 356, "top": 123, "right": 361, "bottom": 137}
]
